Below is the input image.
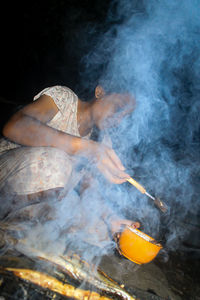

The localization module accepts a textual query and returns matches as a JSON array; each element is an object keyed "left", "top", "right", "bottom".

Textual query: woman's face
[{"left": 94, "top": 92, "right": 136, "bottom": 130}]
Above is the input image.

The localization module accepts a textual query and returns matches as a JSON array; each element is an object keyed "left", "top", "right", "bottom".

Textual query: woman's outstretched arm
[
  {"left": 2, "top": 95, "right": 85, "bottom": 155},
  {"left": 2, "top": 95, "right": 130, "bottom": 184}
]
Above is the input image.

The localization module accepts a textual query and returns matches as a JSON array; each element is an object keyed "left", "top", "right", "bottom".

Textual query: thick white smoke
[{"left": 79, "top": 0, "right": 200, "bottom": 251}]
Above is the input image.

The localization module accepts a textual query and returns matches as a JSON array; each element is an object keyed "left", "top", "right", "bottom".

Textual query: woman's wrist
[
  {"left": 56, "top": 132, "right": 95, "bottom": 156},
  {"left": 76, "top": 139, "right": 98, "bottom": 158}
]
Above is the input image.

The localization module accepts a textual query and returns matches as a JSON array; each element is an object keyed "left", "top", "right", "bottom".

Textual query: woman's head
[{"left": 92, "top": 86, "right": 136, "bottom": 130}]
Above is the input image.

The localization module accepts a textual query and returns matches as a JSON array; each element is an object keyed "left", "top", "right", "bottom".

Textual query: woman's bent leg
[{"left": 0, "top": 147, "right": 78, "bottom": 219}]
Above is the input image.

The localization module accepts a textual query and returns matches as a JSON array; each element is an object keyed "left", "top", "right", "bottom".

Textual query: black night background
[{"left": 1, "top": 0, "right": 110, "bottom": 112}]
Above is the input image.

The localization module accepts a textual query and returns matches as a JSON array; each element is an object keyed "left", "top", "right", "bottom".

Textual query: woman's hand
[
  {"left": 84, "top": 141, "right": 130, "bottom": 184},
  {"left": 109, "top": 218, "right": 140, "bottom": 254},
  {"left": 110, "top": 219, "right": 140, "bottom": 237}
]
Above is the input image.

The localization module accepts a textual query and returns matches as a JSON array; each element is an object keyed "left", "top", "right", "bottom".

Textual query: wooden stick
[{"left": 126, "top": 177, "right": 146, "bottom": 194}]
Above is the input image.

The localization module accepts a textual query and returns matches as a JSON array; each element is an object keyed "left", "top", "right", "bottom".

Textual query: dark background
[
  {"left": 0, "top": 0, "right": 111, "bottom": 100},
  {"left": 0, "top": 0, "right": 112, "bottom": 129}
]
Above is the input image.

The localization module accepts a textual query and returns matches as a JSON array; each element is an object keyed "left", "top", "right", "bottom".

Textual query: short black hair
[{"left": 74, "top": 73, "right": 129, "bottom": 102}]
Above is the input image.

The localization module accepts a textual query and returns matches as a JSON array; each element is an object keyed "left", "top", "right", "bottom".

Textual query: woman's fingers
[
  {"left": 110, "top": 219, "right": 141, "bottom": 238},
  {"left": 107, "top": 148, "right": 125, "bottom": 171},
  {"left": 101, "top": 163, "right": 129, "bottom": 182},
  {"left": 97, "top": 163, "right": 127, "bottom": 184},
  {"left": 91, "top": 142, "right": 130, "bottom": 184},
  {"left": 99, "top": 148, "right": 130, "bottom": 183},
  {"left": 130, "top": 221, "right": 140, "bottom": 229},
  {"left": 117, "top": 219, "right": 140, "bottom": 228}
]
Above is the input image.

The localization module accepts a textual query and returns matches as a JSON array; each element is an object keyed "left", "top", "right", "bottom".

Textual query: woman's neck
[{"left": 77, "top": 98, "right": 95, "bottom": 137}]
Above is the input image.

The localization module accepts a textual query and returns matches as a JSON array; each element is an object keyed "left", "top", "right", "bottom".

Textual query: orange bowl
[{"left": 118, "top": 227, "right": 162, "bottom": 264}]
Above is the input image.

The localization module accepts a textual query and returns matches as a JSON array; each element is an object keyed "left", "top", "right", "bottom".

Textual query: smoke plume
[{"left": 79, "top": 0, "right": 200, "bottom": 251}]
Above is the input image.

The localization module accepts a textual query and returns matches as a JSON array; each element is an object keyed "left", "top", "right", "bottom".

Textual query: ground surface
[
  {"left": 99, "top": 250, "right": 200, "bottom": 300},
  {"left": 0, "top": 231, "right": 199, "bottom": 299}
]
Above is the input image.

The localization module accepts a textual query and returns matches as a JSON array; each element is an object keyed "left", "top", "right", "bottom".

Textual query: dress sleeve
[{"left": 33, "top": 85, "right": 77, "bottom": 115}]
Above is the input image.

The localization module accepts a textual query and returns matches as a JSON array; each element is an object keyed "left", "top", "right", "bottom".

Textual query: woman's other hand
[
  {"left": 110, "top": 219, "right": 140, "bottom": 237},
  {"left": 110, "top": 218, "right": 140, "bottom": 254}
]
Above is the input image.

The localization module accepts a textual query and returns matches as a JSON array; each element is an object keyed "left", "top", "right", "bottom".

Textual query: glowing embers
[
  {"left": 0, "top": 251, "right": 137, "bottom": 300},
  {"left": 2, "top": 267, "right": 112, "bottom": 300}
]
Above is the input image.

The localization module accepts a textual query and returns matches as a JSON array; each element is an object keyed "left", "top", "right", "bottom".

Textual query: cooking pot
[{"left": 118, "top": 227, "right": 162, "bottom": 264}]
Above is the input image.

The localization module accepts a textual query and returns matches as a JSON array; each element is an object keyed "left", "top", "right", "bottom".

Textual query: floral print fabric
[{"left": 0, "top": 86, "right": 90, "bottom": 195}]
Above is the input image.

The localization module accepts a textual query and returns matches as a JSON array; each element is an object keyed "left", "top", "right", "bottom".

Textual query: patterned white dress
[
  {"left": 0, "top": 86, "right": 115, "bottom": 247},
  {"left": 0, "top": 85, "right": 91, "bottom": 195}
]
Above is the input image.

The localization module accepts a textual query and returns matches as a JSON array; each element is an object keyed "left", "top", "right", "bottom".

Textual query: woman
[{"left": 0, "top": 85, "right": 140, "bottom": 244}]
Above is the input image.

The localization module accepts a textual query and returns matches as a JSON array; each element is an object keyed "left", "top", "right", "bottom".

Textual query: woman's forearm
[
  {"left": 2, "top": 112, "right": 89, "bottom": 155},
  {"left": 2, "top": 111, "right": 129, "bottom": 184}
]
